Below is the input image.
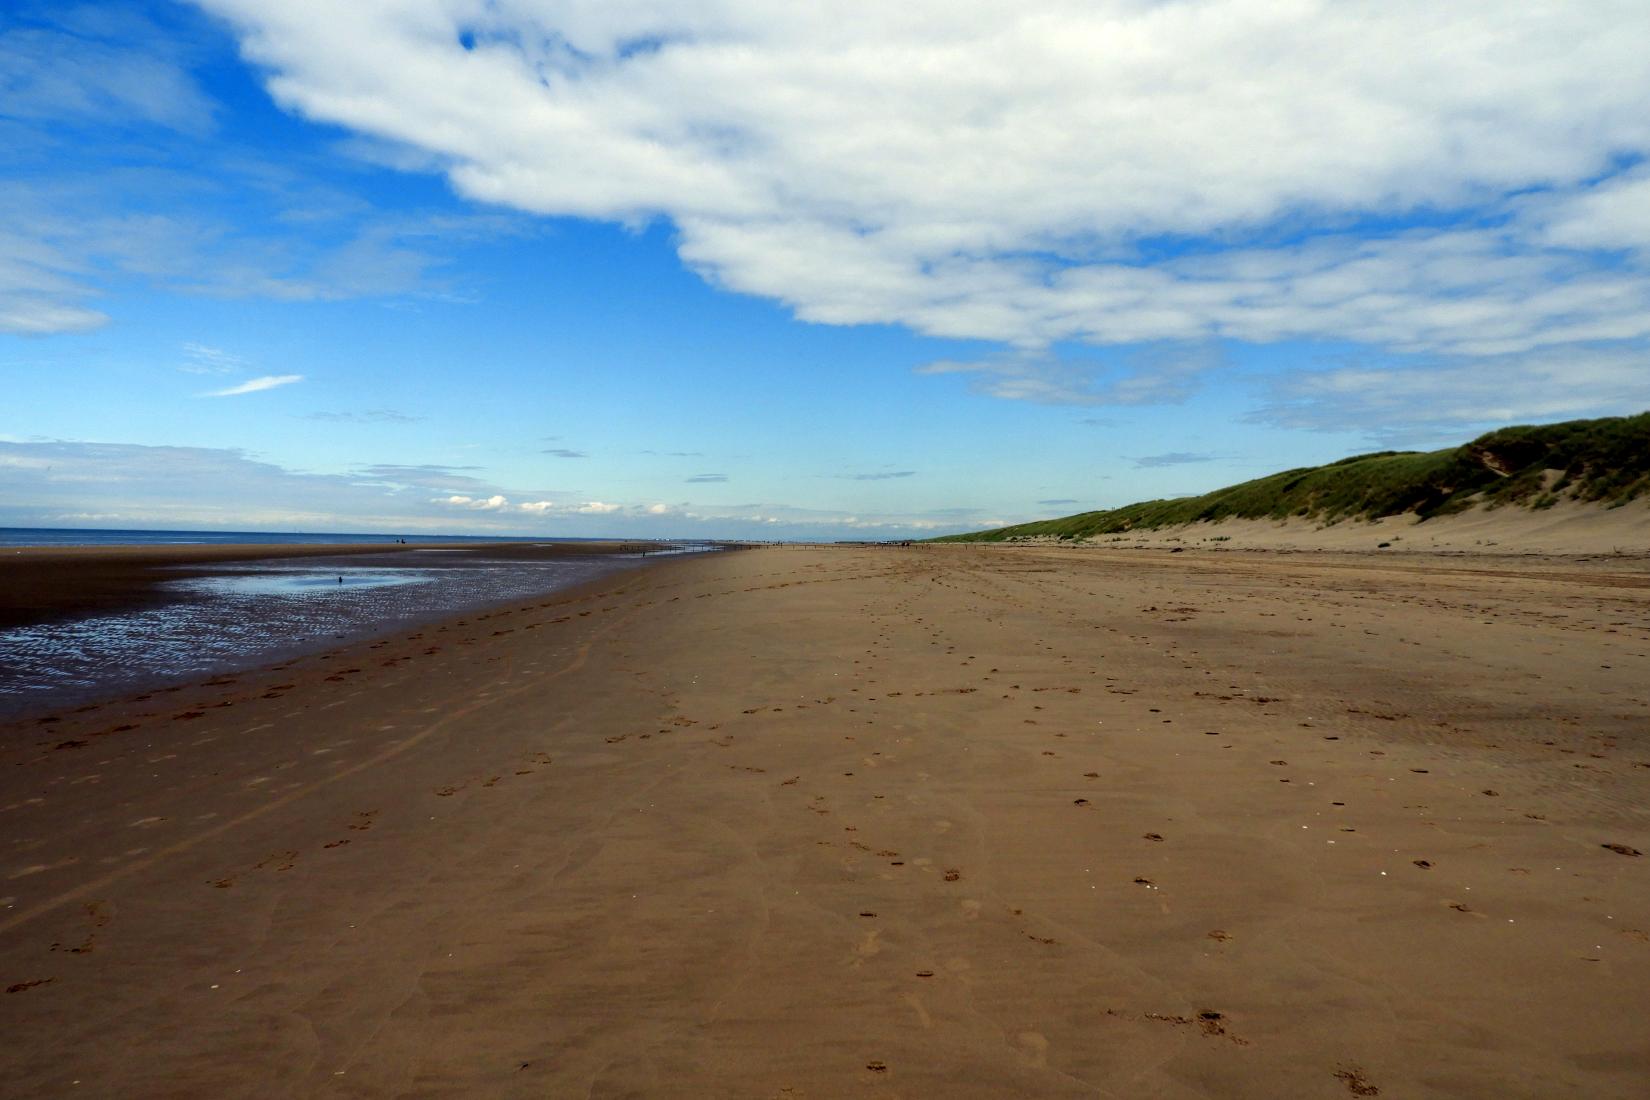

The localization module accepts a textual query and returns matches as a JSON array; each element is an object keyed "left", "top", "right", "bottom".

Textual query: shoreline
[
  {"left": 0, "top": 540, "right": 669, "bottom": 631},
  {"left": 2, "top": 545, "right": 1646, "bottom": 1096},
  {"left": 0, "top": 541, "right": 695, "bottom": 721}
]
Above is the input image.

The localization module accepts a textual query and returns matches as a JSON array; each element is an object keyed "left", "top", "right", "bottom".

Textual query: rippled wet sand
[{"left": 0, "top": 549, "right": 651, "bottom": 717}]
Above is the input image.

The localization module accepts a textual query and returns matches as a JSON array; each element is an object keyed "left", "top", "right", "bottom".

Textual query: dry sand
[{"left": 1, "top": 544, "right": 1647, "bottom": 1097}]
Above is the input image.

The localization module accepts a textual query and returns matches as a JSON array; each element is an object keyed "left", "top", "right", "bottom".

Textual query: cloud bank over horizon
[{"left": 0, "top": 440, "right": 983, "bottom": 539}]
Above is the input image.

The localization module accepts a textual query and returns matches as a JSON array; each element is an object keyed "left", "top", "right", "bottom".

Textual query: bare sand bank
[
  {"left": 1059, "top": 498, "right": 1650, "bottom": 555},
  {"left": 2, "top": 545, "right": 1647, "bottom": 1097}
]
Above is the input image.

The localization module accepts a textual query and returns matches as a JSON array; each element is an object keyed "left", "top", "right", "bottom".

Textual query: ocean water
[
  {"left": 0, "top": 527, "right": 606, "bottom": 548},
  {"left": 0, "top": 544, "right": 712, "bottom": 718}
]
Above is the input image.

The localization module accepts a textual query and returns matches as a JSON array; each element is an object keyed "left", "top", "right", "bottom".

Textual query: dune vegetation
[{"left": 934, "top": 412, "right": 1650, "bottom": 543}]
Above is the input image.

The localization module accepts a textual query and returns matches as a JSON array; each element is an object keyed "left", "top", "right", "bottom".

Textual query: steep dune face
[{"left": 942, "top": 412, "right": 1650, "bottom": 547}]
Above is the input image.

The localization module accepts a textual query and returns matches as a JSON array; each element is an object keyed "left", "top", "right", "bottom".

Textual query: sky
[{"left": 4, "top": 1, "right": 1650, "bottom": 540}]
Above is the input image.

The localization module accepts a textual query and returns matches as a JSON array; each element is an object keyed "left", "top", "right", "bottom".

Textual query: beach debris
[
  {"left": 1601, "top": 843, "right": 1642, "bottom": 857},
  {"left": 1334, "top": 1065, "right": 1381, "bottom": 1095}
]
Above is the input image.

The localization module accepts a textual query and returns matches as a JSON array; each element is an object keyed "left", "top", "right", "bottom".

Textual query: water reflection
[
  {"left": 173, "top": 566, "right": 434, "bottom": 597},
  {"left": 0, "top": 551, "right": 643, "bottom": 717}
]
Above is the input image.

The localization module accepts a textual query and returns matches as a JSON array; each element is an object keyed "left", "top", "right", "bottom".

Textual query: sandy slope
[
  {"left": 1058, "top": 498, "right": 1650, "bottom": 555},
  {"left": 1, "top": 545, "right": 1647, "bottom": 1097}
]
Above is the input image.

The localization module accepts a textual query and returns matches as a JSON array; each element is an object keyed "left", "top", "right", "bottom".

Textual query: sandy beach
[{"left": 2, "top": 544, "right": 1647, "bottom": 1097}]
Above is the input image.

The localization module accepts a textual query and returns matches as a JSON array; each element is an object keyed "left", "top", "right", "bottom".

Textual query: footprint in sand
[{"left": 1015, "top": 1032, "right": 1049, "bottom": 1068}]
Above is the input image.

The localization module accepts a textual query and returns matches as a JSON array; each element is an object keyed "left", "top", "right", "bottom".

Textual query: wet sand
[
  {"left": 0, "top": 540, "right": 664, "bottom": 630},
  {"left": 1, "top": 544, "right": 1647, "bottom": 1097}
]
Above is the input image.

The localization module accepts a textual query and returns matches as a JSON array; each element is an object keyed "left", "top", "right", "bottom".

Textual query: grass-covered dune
[{"left": 935, "top": 412, "right": 1650, "bottom": 543}]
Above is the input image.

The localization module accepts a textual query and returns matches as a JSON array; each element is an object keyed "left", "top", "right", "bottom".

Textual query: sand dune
[
  {"left": 2, "top": 545, "right": 1647, "bottom": 1097},
  {"left": 1060, "top": 498, "right": 1650, "bottom": 555}
]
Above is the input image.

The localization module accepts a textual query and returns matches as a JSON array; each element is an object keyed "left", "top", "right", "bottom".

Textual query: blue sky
[{"left": 4, "top": 1, "right": 1649, "bottom": 539}]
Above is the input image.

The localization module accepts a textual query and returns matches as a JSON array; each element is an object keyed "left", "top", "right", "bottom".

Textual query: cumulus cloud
[
  {"left": 541, "top": 448, "right": 588, "bottom": 458},
  {"left": 685, "top": 473, "right": 727, "bottom": 483},
  {"left": 436, "top": 493, "right": 509, "bottom": 510},
  {"left": 196, "top": 0, "right": 1650, "bottom": 376},
  {"left": 505, "top": 498, "right": 622, "bottom": 515},
  {"left": 203, "top": 373, "right": 303, "bottom": 396}
]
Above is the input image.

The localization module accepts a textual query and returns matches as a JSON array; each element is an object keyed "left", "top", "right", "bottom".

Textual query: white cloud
[
  {"left": 435, "top": 493, "right": 510, "bottom": 510},
  {"left": 918, "top": 344, "right": 1223, "bottom": 406},
  {"left": 204, "top": 373, "right": 303, "bottom": 396},
  {"left": 0, "top": 440, "right": 992, "bottom": 538},
  {"left": 1528, "top": 168, "right": 1650, "bottom": 254},
  {"left": 1254, "top": 347, "right": 1650, "bottom": 444},
  {"left": 180, "top": 342, "right": 245, "bottom": 374},
  {"left": 197, "top": 0, "right": 1650, "bottom": 363},
  {"left": 0, "top": 13, "right": 216, "bottom": 135}
]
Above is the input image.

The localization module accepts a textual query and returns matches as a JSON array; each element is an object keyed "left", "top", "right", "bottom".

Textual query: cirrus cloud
[{"left": 203, "top": 373, "right": 303, "bottom": 396}]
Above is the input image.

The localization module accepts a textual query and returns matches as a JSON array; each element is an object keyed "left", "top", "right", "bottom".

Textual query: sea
[
  {"left": 0, "top": 528, "right": 714, "bottom": 718},
  {"left": 0, "top": 527, "right": 610, "bottom": 549}
]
